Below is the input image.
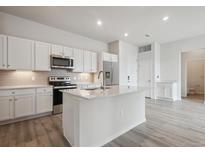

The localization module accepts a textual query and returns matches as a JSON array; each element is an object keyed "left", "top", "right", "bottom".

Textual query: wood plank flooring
[{"left": 1, "top": 99, "right": 205, "bottom": 147}]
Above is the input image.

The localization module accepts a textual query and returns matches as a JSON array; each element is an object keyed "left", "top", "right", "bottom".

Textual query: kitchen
[{"left": 1, "top": 5, "right": 205, "bottom": 149}]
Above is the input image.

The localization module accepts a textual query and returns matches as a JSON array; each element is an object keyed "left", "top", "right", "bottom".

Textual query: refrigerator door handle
[{"left": 111, "top": 63, "right": 113, "bottom": 84}]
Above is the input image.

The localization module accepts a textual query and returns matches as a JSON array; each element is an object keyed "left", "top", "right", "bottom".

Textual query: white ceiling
[{"left": 0, "top": 6, "right": 205, "bottom": 45}]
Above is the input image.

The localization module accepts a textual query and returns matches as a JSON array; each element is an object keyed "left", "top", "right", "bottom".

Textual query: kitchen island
[{"left": 61, "top": 86, "right": 146, "bottom": 147}]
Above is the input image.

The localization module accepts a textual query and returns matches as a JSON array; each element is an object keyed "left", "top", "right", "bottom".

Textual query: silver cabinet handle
[
  {"left": 9, "top": 99, "right": 13, "bottom": 101},
  {"left": 2, "top": 64, "right": 5, "bottom": 67}
]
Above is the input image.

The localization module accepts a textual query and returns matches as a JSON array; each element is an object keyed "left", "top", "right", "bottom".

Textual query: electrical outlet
[{"left": 31, "top": 76, "right": 35, "bottom": 81}]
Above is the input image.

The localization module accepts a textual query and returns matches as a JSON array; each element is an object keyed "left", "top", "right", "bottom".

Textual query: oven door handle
[{"left": 53, "top": 86, "right": 77, "bottom": 89}]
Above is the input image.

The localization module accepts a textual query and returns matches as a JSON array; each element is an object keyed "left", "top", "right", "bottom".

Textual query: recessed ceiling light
[
  {"left": 145, "top": 34, "right": 151, "bottom": 37},
  {"left": 124, "top": 33, "right": 128, "bottom": 37},
  {"left": 97, "top": 20, "right": 102, "bottom": 26},
  {"left": 162, "top": 16, "right": 169, "bottom": 21}
]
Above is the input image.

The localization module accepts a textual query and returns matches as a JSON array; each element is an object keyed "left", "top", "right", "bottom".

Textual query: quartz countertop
[
  {"left": 61, "top": 86, "right": 147, "bottom": 100},
  {"left": 0, "top": 85, "right": 52, "bottom": 90}
]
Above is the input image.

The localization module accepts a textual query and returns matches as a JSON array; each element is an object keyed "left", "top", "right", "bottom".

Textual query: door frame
[
  {"left": 181, "top": 49, "right": 205, "bottom": 103},
  {"left": 184, "top": 58, "right": 205, "bottom": 96}
]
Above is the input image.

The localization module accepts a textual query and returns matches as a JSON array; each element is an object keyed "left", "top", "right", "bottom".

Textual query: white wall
[
  {"left": 187, "top": 60, "right": 204, "bottom": 94},
  {"left": 0, "top": 12, "right": 108, "bottom": 52},
  {"left": 161, "top": 34, "right": 205, "bottom": 100}
]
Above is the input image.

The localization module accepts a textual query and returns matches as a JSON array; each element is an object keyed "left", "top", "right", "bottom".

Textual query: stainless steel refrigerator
[{"left": 103, "top": 61, "right": 119, "bottom": 86}]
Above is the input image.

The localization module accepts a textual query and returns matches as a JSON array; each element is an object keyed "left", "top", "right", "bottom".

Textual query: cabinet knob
[
  {"left": 7, "top": 64, "right": 10, "bottom": 67},
  {"left": 9, "top": 99, "right": 12, "bottom": 101},
  {"left": 2, "top": 64, "right": 5, "bottom": 67}
]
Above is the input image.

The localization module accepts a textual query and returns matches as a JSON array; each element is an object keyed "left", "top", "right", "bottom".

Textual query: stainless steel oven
[
  {"left": 49, "top": 76, "right": 77, "bottom": 114},
  {"left": 51, "top": 55, "right": 74, "bottom": 69}
]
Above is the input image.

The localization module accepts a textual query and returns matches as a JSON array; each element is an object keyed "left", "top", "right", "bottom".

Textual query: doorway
[{"left": 181, "top": 49, "right": 205, "bottom": 103}]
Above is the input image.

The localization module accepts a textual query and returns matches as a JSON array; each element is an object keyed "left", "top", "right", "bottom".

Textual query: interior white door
[
  {"left": 0, "top": 35, "right": 7, "bottom": 69},
  {"left": 138, "top": 52, "right": 152, "bottom": 98},
  {"left": 35, "top": 41, "right": 51, "bottom": 71},
  {"left": 7, "top": 36, "right": 34, "bottom": 70},
  {"left": 14, "top": 95, "right": 35, "bottom": 118},
  {"left": 36, "top": 94, "right": 53, "bottom": 114},
  {"left": 0, "top": 96, "right": 14, "bottom": 121}
]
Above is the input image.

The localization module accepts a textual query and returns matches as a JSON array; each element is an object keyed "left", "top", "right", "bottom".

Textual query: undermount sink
[{"left": 84, "top": 86, "right": 111, "bottom": 90}]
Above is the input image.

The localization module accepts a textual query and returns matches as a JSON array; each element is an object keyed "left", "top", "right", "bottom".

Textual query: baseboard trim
[{"left": 0, "top": 112, "right": 52, "bottom": 126}]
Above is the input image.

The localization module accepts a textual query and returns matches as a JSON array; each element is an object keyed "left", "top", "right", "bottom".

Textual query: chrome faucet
[{"left": 98, "top": 71, "right": 105, "bottom": 89}]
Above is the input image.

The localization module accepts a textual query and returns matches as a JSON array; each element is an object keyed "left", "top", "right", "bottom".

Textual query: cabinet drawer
[
  {"left": 14, "top": 89, "right": 35, "bottom": 95},
  {"left": 36, "top": 87, "right": 53, "bottom": 94},
  {"left": 0, "top": 90, "right": 15, "bottom": 97}
]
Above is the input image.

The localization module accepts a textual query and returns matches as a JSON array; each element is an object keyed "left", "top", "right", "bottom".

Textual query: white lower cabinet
[
  {"left": 156, "top": 81, "right": 178, "bottom": 101},
  {"left": 0, "top": 96, "right": 14, "bottom": 121},
  {"left": 0, "top": 87, "right": 53, "bottom": 122},
  {"left": 14, "top": 94, "right": 35, "bottom": 118},
  {"left": 36, "top": 88, "right": 53, "bottom": 114}
]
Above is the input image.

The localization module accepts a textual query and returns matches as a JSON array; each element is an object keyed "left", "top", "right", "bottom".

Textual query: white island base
[{"left": 62, "top": 86, "right": 146, "bottom": 147}]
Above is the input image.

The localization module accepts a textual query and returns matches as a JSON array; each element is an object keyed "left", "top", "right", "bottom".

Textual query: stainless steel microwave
[{"left": 51, "top": 55, "right": 74, "bottom": 69}]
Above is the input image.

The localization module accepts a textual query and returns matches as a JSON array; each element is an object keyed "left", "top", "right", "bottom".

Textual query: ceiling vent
[{"left": 138, "top": 44, "right": 152, "bottom": 53}]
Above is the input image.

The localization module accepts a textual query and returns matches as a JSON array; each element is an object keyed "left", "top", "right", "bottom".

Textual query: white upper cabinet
[
  {"left": 7, "top": 36, "right": 34, "bottom": 70},
  {"left": 34, "top": 41, "right": 51, "bottom": 71},
  {"left": 64, "top": 47, "right": 73, "bottom": 57},
  {"left": 0, "top": 35, "right": 7, "bottom": 69},
  {"left": 111, "top": 54, "right": 118, "bottom": 62},
  {"left": 103, "top": 52, "right": 112, "bottom": 62},
  {"left": 91, "top": 52, "right": 97, "bottom": 72},
  {"left": 73, "top": 48, "right": 84, "bottom": 72},
  {"left": 51, "top": 44, "right": 64, "bottom": 56},
  {"left": 83, "top": 50, "right": 92, "bottom": 72},
  {"left": 102, "top": 52, "right": 118, "bottom": 62}
]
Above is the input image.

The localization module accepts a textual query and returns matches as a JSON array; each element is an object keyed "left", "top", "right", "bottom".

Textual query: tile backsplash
[{"left": 0, "top": 70, "right": 94, "bottom": 86}]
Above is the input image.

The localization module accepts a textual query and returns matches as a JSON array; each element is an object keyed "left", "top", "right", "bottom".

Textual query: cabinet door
[
  {"left": 91, "top": 52, "right": 97, "bottom": 72},
  {"left": 7, "top": 36, "right": 34, "bottom": 70},
  {"left": 83, "top": 50, "right": 92, "bottom": 72},
  {"left": 64, "top": 47, "right": 73, "bottom": 57},
  {"left": 14, "top": 94, "right": 35, "bottom": 118},
  {"left": 164, "top": 85, "right": 172, "bottom": 98},
  {"left": 36, "top": 93, "right": 53, "bottom": 114},
  {"left": 73, "top": 48, "right": 84, "bottom": 72},
  {"left": 0, "top": 35, "right": 7, "bottom": 69},
  {"left": 0, "top": 96, "right": 14, "bottom": 121},
  {"left": 35, "top": 41, "right": 51, "bottom": 71},
  {"left": 111, "top": 54, "right": 118, "bottom": 62},
  {"left": 51, "top": 44, "right": 63, "bottom": 56},
  {"left": 103, "top": 52, "right": 112, "bottom": 62}
]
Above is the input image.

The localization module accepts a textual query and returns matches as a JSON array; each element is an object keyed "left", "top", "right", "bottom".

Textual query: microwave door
[{"left": 52, "top": 57, "right": 70, "bottom": 68}]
